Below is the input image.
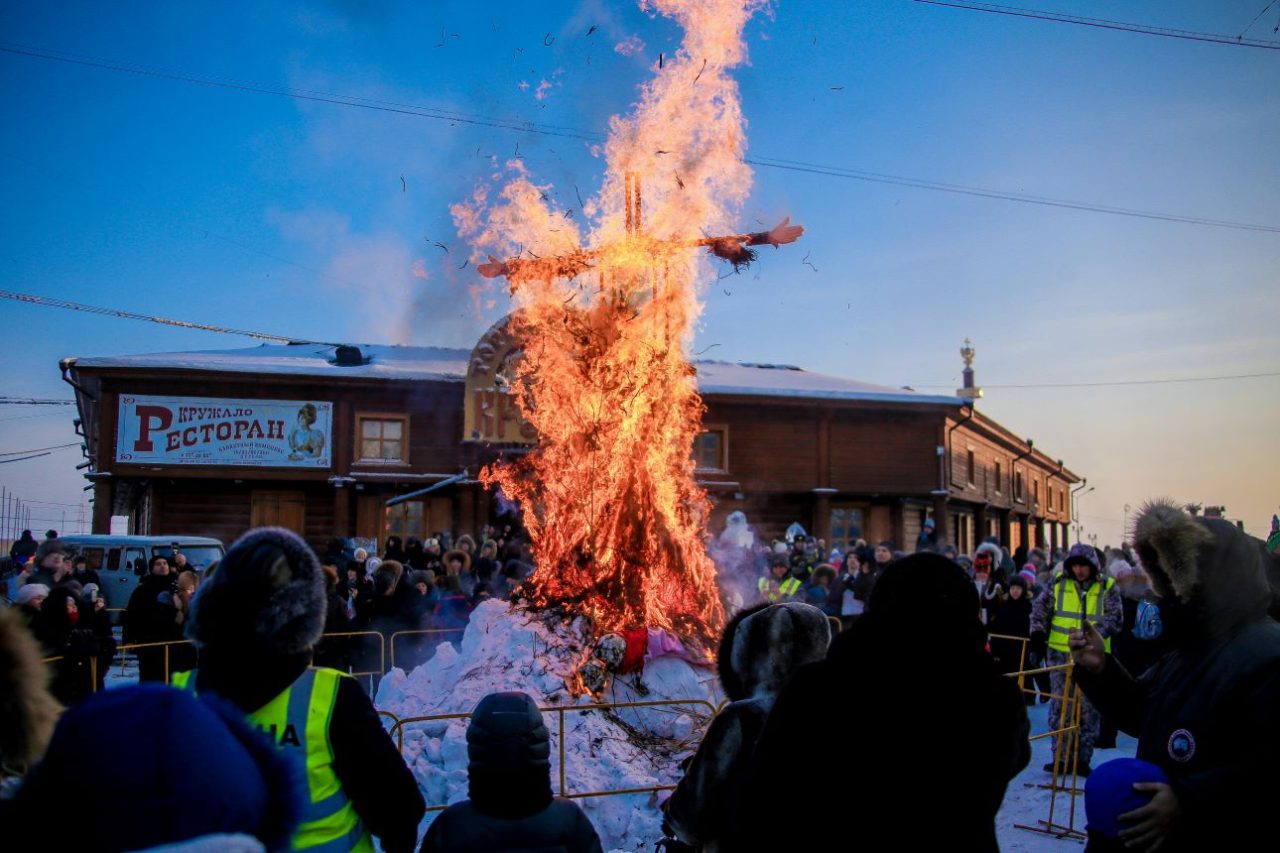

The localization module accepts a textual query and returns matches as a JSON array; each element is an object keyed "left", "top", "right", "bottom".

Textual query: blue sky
[{"left": 2, "top": 0, "right": 1277, "bottom": 545}]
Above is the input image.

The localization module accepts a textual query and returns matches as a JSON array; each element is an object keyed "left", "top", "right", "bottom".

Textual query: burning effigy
[
  {"left": 380, "top": 1, "right": 802, "bottom": 846},
  {"left": 454, "top": 0, "right": 802, "bottom": 671}
]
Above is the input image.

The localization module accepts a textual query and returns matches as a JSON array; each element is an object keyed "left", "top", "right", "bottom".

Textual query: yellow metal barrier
[
  {"left": 1002, "top": 655, "right": 1087, "bottom": 840},
  {"left": 315, "top": 630, "right": 387, "bottom": 692},
  {"left": 113, "top": 639, "right": 196, "bottom": 687},
  {"left": 389, "top": 698, "right": 718, "bottom": 812},
  {"left": 388, "top": 629, "right": 465, "bottom": 671}
]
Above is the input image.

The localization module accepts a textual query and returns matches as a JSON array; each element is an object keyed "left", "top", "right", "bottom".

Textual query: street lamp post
[{"left": 1123, "top": 503, "right": 1131, "bottom": 544}]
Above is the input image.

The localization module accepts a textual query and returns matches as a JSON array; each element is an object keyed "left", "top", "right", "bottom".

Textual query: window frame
[
  {"left": 354, "top": 412, "right": 410, "bottom": 465},
  {"left": 693, "top": 424, "right": 729, "bottom": 474},
  {"left": 966, "top": 447, "right": 976, "bottom": 485},
  {"left": 1014, "top": 469, "right": 1025, "bottom": 503},
  {"left": 994, "top": 460, "right": 1003, "bottom": 495}
]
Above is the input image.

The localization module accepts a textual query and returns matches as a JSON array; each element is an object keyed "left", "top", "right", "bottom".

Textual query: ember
[{"left": 453, "top": 0, "right": 800, "bottom": 650}]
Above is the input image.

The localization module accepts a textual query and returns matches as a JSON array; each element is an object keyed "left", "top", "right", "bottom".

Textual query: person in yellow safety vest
[
  {"left": 1028, "top": 543, "right": 1122, "bottom": 778},
  {"left": 178, "top": 527, "right": 425, "bottom": 853},
  {"left": 758, "top": 560, "right": 802, "bottom": 603}
]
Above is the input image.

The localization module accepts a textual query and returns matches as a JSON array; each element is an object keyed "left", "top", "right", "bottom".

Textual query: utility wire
[
  {"left": 911, "top": 1, "right": 1280, "bottom": 50},
  {"left": 0, "top": 452, "right": 53, "bottom": 464},
  {"left": 0, "top": 289, "right": 327, "bottom": 345},
  {"left": 1240, "top": 1, "right": 1280, "bottom": 38},
  {"left": 912, "top": 370, "right": 1280, "bottom": 389},
  {"left": 746, "top": 156, "right": 1280, "bottom": 233},
  {"left": 0, "top": 441, "right": 80, "bottom": 457},
  {"left": 0, "top": 397, "right": 76, "bottom": 406},
  {"left": 3, "top": 42, "right": 1277, "bottom": 235}
]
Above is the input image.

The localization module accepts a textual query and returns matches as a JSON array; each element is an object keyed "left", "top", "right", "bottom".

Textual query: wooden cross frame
[{"left": 477, "top": 173, "right": 804, "bottom": 289}]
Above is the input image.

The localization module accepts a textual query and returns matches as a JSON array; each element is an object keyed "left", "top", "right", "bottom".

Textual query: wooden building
[{"left": 63, "top": 320, "right": 1080, "bottom": 556}]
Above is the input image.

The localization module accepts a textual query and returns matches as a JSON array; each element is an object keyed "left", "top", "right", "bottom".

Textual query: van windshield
[{"left": 151, "top": 545, "right": 223, "bottom": 572}]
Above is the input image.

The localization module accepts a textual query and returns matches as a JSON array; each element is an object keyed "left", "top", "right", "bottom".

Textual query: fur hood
[
  {"left": 721, "top": 603, "right": 830, "bottom": 702},
  {"left": 0, "top": 608, "right": 61, "bottom": 775},
  {"left": 1133, "top": 499, "right": 1272, "bottom": 637},
  {"left": 974, "top": 542, "right": 1003, "bottom": 566},
  {"left": 186, "top": 527, "right": 326, "bottom": 656}
]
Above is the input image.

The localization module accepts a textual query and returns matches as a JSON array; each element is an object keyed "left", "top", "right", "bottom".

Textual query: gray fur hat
[
  {"left": 186, "top": 527, "right": 326, "bottom": 655},
  {"left": 726, "top": 602, "right": 831, "bottom": 701}
]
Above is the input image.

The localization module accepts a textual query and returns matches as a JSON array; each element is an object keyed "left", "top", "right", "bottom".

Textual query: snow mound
[{"left": 376, "top": 599, "right": 722, "bottom": 851}]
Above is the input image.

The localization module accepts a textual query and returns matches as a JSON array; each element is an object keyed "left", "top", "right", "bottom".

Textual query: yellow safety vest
[
  {"left": 173, "top": 667, "right": 373, "bottom": 853},
  {"left": 758, "top": 576, "right": 801, "bottom": 602},
  {"left": 1048, "top": 575, "right": 1114, "bottom": 654}
]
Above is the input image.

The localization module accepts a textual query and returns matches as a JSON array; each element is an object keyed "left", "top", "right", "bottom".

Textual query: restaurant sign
[{"left": 116, "top": 395, "right": 332, "bottom": 468}]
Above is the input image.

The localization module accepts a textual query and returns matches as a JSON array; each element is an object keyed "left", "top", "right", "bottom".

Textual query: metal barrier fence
[
  {"left": 989, "top": 633, "right": 1087, "bottom": 841},
  {"left": 388, "top": 629, "right": 465, "bottom": 671},
  {"left": 387, "top": 698, "right": 718, "bottom": 812},
  {"left": 41, "top": 624, "right": 1088, "bottom": 837}
]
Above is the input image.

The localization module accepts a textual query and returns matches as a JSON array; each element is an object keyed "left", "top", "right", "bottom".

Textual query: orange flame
[{"left": 454, "top": 0, "right": 771, "bottom": 646}]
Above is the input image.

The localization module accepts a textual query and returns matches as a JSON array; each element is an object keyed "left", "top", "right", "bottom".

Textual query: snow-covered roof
[{"left": 68, "top": 343, "right": 960, "bottom": 407}]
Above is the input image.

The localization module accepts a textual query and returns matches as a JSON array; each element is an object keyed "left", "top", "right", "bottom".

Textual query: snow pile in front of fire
[{"left": 375, "top": 598, "right": 722, "bottom": 851}]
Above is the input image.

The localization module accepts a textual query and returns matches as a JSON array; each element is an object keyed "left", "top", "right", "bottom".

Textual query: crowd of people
[
  {"left": 1, "top": 504, "right": 1277, "bottom": 851},
  {"left": 312, "top": 527, "right": 535, "bottom": 674}
]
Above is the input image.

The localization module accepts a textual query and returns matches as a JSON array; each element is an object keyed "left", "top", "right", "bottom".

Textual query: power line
[
  {"left": 1239, "top": 2, "right": 1280, "bottom": 38},
  {"left": 0, "top": 289, "right": 325, "bottom": 344},
  {"left": 0, "top": 397, "right": 76, "bottom": 406},
  {"left": 0, "top": 441, "right": 81, "bottom": 457},
  {"left": 3, "top": 42, "right": 1277, "bottom": 235},
  {"left": 0, "top": 452, "right": 53, "bottom": 464},
  {"left": 911, "top": 1, "right": 1280, "bottom": 50},
  {"left": 746, "top": 156, "right": 1280, "bottom": 233},
  {"left": 913, "top": 370, "right": 1280, "bottom": 390}
]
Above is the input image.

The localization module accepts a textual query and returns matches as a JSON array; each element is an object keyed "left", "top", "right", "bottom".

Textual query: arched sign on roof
[{"left": 463, "top": 315, "right": 537, "bottom": 445}]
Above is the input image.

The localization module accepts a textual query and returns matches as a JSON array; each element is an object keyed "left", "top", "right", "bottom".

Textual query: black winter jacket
[
  {"left": 420, "top": 799, "right": 602, "bottom": 853},
  {"left": 1076, "top": 618, "right": 1280, "bottom": 851}
]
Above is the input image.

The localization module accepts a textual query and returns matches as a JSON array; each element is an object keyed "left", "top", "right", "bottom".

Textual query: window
[
  {"left": 1015, "top": 470, "right": 1024, "bottom": 502},
  {"left": 357, "top": 414, "right": 409, "bottom": 464},
  {"left": 1033, "top": 480, "right": 1039, "bottom": 505},
  {"left": 829, "top": 505, "right": 865, "bottom": 554},
  {"left": 966, "top": 449, "right": 975, "bottom": 485},
  {"left": 693, "top": 426, "right": 728, "bottom": 472},
  {"left": 994, "top": 461, "right": 1003, "bottom": 494},
  {"left": 386, "top": 500, "right": 426, "bottom": 540}
]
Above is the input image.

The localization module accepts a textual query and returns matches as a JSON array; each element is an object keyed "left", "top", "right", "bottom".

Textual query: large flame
[{"left": 454, "top": 0, "right": 771, "bottom": 646}]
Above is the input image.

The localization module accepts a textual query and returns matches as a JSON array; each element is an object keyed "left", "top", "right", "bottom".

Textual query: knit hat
[
  {"left": 466, "top": 691, "right": 550, "bottom": 772},
  {"left": 1064, "top": 543, "right": 1101, "bottom": 575},
  {"left": 1084, "top": 758, "right": 1168, "bottom": 839},
  {"left": 1019, "top": 566, "right": 1037, "bottom": 585},
  {"left": 34, "top": 538, "right": 67, "bottom": 564},
  {"left": 16, "top": 583, "right": 50, "bottom": 606},
  {"left": 8, "top": 683, "right": 302, "bottom": 851},
  {"left": 186, "top": 527, "right": 326, "bottom": 656}
]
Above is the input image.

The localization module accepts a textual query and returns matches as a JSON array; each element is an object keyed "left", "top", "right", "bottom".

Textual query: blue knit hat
[
  {"left": 1084, "top": 757, "right": 1169, "bottom": 838},
  {"left": 10, "top": 683, "right": 303, "bottom": 851}
]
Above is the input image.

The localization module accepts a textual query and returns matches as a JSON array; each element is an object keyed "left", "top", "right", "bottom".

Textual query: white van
[{"left": 58, "top": 535, "right": 225, "bottom": 613}]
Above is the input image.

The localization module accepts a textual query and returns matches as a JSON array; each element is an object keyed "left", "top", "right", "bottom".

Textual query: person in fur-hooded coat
[
  {"left": 1070, "top": 500, "right": 1280, "bottom": 852},
  {"left": 664, "top": 602, "right": 830, "bottom": 852},
  {"left": 745, "top": 553, "right": 1030, "bottom": 852},
  {"left": 181, "top": 527, "right": 425, "bottom": 853},
  {"left": 0, "top": 607, "right": 61, "bottom": 780}
]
